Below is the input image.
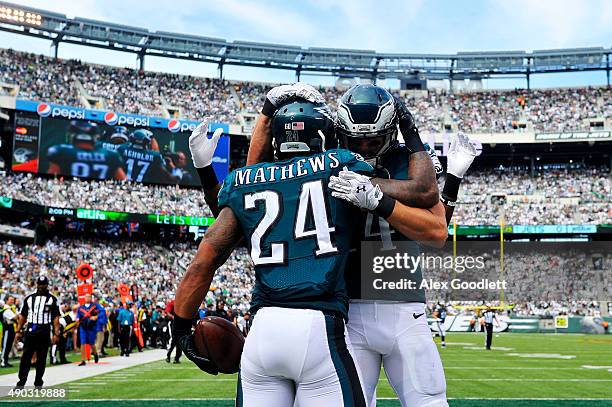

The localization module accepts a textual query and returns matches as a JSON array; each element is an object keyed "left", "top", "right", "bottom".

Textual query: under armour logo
[{"left": 356, "top": 186, "right": 367, "bottom": 193}]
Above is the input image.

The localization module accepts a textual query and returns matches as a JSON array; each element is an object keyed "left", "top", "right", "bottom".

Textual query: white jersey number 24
[{"left": 243, "top": 180, "right": 338, "bottom": 266}]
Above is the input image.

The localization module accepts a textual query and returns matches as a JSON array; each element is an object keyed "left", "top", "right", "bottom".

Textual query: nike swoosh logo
[{"left": 413, "top": 313, "right": 424, "bottom": 319}]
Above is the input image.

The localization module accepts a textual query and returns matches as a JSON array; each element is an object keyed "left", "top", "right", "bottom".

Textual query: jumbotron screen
[{"left": 11, "top": 110, "right": 229, "bottom": 186}]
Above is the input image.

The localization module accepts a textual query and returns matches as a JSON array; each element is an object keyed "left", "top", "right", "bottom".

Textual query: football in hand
[{"left": 193, "top": 316, "right": 245, "bottom": 374}]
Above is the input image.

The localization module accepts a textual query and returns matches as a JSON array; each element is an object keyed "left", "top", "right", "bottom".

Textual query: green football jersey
[
  {"left": 218, "top": 149, "right": 373, "bottom": 318},
  {"left": 347, "top": 144, "right": 426, "bottom": 303},
  {"left": 117, "top": 145, "right": 168, "bottom": 183},
  {"left": 46, "top": 144, "right": 124, "bottom": 180}
]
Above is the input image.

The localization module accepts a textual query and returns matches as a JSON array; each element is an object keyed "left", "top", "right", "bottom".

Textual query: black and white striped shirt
[
  {"left": 20, "top": 292, "right": 60, "bottom": 331},
  {"left": 483, "top": 310, "right": 495, "bottom": 324}
]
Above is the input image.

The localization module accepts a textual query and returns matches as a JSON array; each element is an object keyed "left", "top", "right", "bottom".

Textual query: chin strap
[{"left": 317, "top": 130, "right": 327, "bottom": 152}]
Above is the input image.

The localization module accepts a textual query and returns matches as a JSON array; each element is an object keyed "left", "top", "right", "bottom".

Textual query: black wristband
[
  {"left": 196, "top": 166, "right": 219, "bottom": 190},
  {"left": 402, "top": 127, "right": 426, "bottom": 154},
  {"left": 374, "top": 193, "right": 396, "bottom": 219},
  {"left": 440, "top": 195, "right": 456, "bottom": 207},
  {"left": 261, "top": 98, "right": 277, "bottom": 118},
  {"left": 442, "top": 173, "right": 462, "bottom": 202},
  {"left": 173, "top": 315, "right": 194, "bottom": 337}
]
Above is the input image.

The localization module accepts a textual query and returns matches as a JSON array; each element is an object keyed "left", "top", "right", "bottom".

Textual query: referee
[
  {"left": 483, "top": 306, "right": 499, "bottom": 350},
  {"left": 15, "top": 276, "right": 60, "bottom": 388}
]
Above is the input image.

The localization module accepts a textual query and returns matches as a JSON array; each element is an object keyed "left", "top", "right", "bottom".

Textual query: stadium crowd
[
  {"left": 1, "top": 166, "right": 609, "bottom": 224},
  {"left": 2, "top": 48, "right": 612, "bottom": 133},
  {"left": 0, "top": 239, "right": 253, "bottom": 315},
  {"left": 423, "top": 250, "right": 611, "bottom": 306},
  {"left": 0, "top": 173, "right": 214, "bottom": 217},
  {"left": 0, "top": 238, "right": 255, "bottom": 365},
  {"left": 453, "top": 166, "right": 611, "bottom": 225},
  {"left": 1, "top": 238, "right": 608, "bottom": 322}
]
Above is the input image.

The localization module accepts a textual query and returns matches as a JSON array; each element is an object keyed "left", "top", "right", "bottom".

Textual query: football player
[
  {"left": 174, "top": 99, "right": 370, "bottom": 406},
  {"left": 96, "top": 126, "right": 129, "bottom": 152},
  {"left": 329, "top": 85, "right": 477, "bottom": 406},
  {"left": 117, "top": 129, "right": 177, "bottom": 184},
  {"left": 47, "top": 120, "right": 126, "bottom": 181},
  {"left": 174, "top": 97, "right": 448, "bottom": 406},
  {"left": 432, "top": 302, "right": 448, "bottom": 348},
  {"left": 245, "top": 83, "right": 477, "bottom": 407}
]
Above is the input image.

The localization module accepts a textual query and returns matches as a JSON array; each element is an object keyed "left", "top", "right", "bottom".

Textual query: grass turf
[
  {"left": 1, "top": 332, "right": 611, "bottom": 406},
  {"left": 0, "top": 347, "right": 124, "bottom": 376}
]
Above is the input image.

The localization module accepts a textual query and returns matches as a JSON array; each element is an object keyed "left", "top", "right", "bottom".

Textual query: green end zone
[{"left": 1, "top": 333, "right": 611, "bottom": 406}]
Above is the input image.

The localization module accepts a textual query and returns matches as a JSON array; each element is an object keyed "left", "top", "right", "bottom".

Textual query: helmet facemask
[
  {"left": 336, "top": 125, "right": 397, "bottom": 166},
  {"left": 335, "top": 84, "right": 398, "bottom": 165}
]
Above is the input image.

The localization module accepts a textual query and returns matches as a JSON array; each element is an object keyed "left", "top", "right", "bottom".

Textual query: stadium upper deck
[
  {"left": 1, "top": 48, "right": 612, "bottom": 133},
  {"left": 0, "top": 0, "right": 610, "bottom": 83}
]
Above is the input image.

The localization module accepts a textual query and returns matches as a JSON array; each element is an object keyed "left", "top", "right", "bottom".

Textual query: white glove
[
  {"left": 189, "top": 121, "right": 223, "bottom": 168},
  {"left": 447, "top": 132, "right": 477, "bottom": 178},
  {"left": 265, "top": 82, "right": 325, "bottom": 107},
  {"left": 329, "top": 167, "right": 383, "bottom": 211},
  {"left": 423, "top": 142, "right": 443, "bottom": 178},
  {"left": 293, "top": 82, "right": 325, "bottom": 104}
]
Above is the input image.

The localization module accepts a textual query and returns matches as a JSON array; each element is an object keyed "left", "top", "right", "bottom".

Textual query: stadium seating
[
  {"left": 1, "top": 47, "right": 610, "bottom": 320},
  {"left": 0, "top": 239, "right": 254, "bottom": 315},
  {"left": 2, "top": 48, "right": 611, "bottom": 132},
  {"left": 1, "top": 238, "right": 607, "bottom": 317},
  {"left": 1, "top": 168, "right": 608, "bottom": 224}
]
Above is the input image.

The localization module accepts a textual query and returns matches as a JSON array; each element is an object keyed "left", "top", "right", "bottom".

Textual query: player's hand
[
  {"left": 292, "top": 83, "right": 325, "bottom": 104},
  {"left": 394, "top": 96, "right": 425, "bottom": 154},
  {"left": 447, "top": 132, "right": 477, "bottom": 178},
  {"left": 423, "top": 142, "right": 443, "bottom": 178},
  {"left": 177, "top": 334, "right": 219, "bottom": 375},
  {"left": 189, "top": 121, "right": 223, "bottom": 168},
  {"left": 329, "top": 168, "right": 383, "bottom": 211},
  {"left": 263, "top": 83, "right": 325, "bottom": 116}
]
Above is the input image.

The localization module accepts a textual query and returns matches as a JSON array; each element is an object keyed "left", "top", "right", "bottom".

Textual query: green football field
[{"left": 2, "top": 332, "right": 612, "bottom": 406}]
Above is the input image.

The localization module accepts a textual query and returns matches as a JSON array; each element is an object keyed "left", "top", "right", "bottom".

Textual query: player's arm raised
[
  {"left": 189, "top": 122, "right": 225, "bottom": 217},
  {"left": 174, "top": 206, "right": 242, "bottom": 374},
  {"left": 329, "top": 170, "right": 447, "bottom": 247},
  {"left": 247, "top": 114, "right": 274, "bottom": 165},
  {"left": 373, "top": 98, "right": 439, "bottom": 209},
  {"left": 247, "top": 83, "right": 325, "bottom": 166},
  {"left": 440, "top": 132, "right": 478, "bottom": 224}
]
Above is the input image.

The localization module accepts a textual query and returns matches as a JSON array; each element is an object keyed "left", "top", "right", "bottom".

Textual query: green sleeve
[
  {"left": 217, "top": 171, "right": 235, "bottom": 209},
  {"left": 339, "top": 149, "right": 374, "bottom": 175}
]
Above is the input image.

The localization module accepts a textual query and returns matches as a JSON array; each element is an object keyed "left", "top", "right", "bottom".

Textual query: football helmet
[
  {"left": 109, "top": 126, "right": 129, "bottom": 144},
  {"left": 271, "top": 99, "right": 336, "bottom": 160},
  {"left": 336, "top": 84, "right": 398, "bottom": 164},
  {"left": 130, "top": 129, "right": 153, "bottom": 150},
  {"left": 67, "top": 120, "right": 100, "bottom": 145}
]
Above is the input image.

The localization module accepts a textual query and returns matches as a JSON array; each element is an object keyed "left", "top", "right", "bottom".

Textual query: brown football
[{"left": 193, "top": 316, "right": 245, "bottom": 374}]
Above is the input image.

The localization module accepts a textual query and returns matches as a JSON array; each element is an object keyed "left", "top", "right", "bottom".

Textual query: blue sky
[{"left": 2, "top": 0, "right": 611, "bottom": 88}]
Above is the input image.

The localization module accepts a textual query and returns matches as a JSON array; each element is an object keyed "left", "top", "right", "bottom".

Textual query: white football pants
[{"left": 347, "top": 302, "right": 448, "bottom": 407}]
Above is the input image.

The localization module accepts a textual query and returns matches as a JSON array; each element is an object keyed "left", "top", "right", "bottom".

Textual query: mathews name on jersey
[{"left": 218, "top": 149, "right": 373, "bottom": 319}]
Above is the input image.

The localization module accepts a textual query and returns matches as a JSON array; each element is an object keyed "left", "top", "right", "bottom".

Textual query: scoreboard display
[{"left": 9, "top": 104, "right": 230, "bottom": 187}]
